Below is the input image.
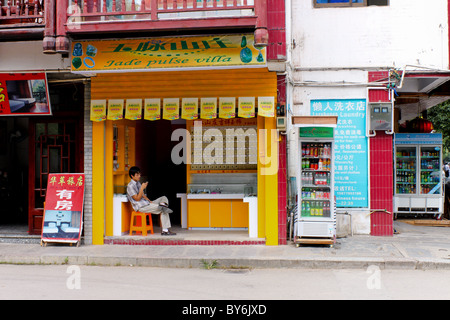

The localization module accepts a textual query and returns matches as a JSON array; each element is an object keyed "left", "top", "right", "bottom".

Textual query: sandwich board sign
[{"left": 41, "top": 173, "right": 85, "bottom": 246}]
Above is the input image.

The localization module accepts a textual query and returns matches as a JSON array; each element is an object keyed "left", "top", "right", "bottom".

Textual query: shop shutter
[{"left": 91, "top": 68, "right": 277, "bottom": 104}]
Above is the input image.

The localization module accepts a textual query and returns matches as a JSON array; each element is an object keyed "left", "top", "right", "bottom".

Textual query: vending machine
[
  {"left": 393, "top": 133, "right": 444, "bottom": 218},
  {"left": 295, "top": 127, "right": 336, "bottom": 246}
]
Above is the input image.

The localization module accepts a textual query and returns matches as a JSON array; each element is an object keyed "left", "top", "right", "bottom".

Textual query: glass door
[
  {"left": 420, "top": 146, "right": 441, "bottom": 195},
  {"left": 395, "top": 146, "right": 417, "bottom": 195},
  {"left": 300, "top": 141, "right": 332, "bottom": 218}
]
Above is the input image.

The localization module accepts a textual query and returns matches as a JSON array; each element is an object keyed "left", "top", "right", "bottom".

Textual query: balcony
[
  {"left": 0, "top": 0, "right": 45, "bottom": 40},
  {"left": 65, "top": 0, "right": 257, "bottom": 33},
  {"left": 52, "top": 0, "right": 266, "bottom": 53},
  {"left": 1, "top": 0, "right": 268, "bottom": 55}
]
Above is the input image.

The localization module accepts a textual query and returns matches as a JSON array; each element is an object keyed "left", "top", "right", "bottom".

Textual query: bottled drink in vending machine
[
  {"left": 324, "top": 202, "right": 330, "bottom": 217},
  {"left": 310, "top": 201, "right": 316, "bottom": 216},
  {"left": 324, "top": 144, "right": 330, "bottom": 157}
]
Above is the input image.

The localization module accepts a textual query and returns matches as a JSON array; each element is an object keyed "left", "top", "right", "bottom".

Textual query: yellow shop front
[{"left": 77, "top": 34, "right": 279, "bottom": 245}]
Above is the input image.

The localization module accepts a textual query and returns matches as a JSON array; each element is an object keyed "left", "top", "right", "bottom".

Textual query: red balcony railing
[
  {"left": 65, "top": 0, "right": 256, "bottom": 32},
  {"left": 0, "top": 0, "right": 44, "bottom": 26}
]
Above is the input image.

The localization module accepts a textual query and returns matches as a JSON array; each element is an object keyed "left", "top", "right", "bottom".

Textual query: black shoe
[{"left": 161, "top": 231, "right": 177, "bottom": 236}]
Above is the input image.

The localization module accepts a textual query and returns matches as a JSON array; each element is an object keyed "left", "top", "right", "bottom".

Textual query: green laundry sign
[{"left": 299, "top": 127, "right": 334, "bottom": 138}]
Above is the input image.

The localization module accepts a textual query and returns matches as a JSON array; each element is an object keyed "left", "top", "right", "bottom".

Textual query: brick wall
[
  {"left": 83, "top": 81, "right": 93, "bottom": 245},
  {"left": 370, "top": 132, "right": 394, "bottom": 236},
  {"left": 368, "top": 72, "right": 394, "bottom": 236},
  {"left": 278, "top": 134, "right": 287, "bottom": 245},
  {"left": 267, "top": 0, "right": 286, "bottom": 61},
  {"left": 277, "top": 74, "right": 287, "bottom": 244}
]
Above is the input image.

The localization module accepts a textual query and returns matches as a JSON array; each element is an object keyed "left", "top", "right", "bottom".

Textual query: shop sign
[
  {"left": 394, "top": 133, "right": 443, "bottom": 145},
  {"left": 200, "top": 97, "right": 217, "bottom": 119},
  {"left": 258, "top": 96, "right": 275, "bottom": 118},
  {"left": 181, "top": 98, "right": 199, "bottom": 120},
  {"left": 311, "top": 99, "right": 368, "bottom": 208},
  {"left": 41, "top": 173, "right": 85, "bottom": 244},
  {"left": 238, "top": 97, "right": 255, "bottom": 118},
  {"left": 125, "top": 99, "right": 142, "bottom": 120},
  {"left": 107, "top": 99, "right": 124, "bottom": 120},
  {"left": 90, "top": 96, "right": 273, "bottom": 121},
  {"left": 0, "top": 73, "right": 51, "bottom": 116},
  {"left": 219, "top": 97, "right": 236, "bottom": 119},
  {"left": 300, "top": 127, "right": 334, "bottom": 138},
  {"left": 144, "top": 98, "right": 161, "bottom": 121},
  {"left": 163, "top": 98, "right": 180, "bottom": 120},
  {"left": 70, "top": 34, "right": 266, "bottom": 73},
  {"left": 90, "top": 99, "right": 107, "bottom": 121}
]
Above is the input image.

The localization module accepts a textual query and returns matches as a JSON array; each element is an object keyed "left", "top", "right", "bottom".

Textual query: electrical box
[
  {"left": 370, "top": 103, "right": 392, "bottom": 131},
  {"left": 277, "top": 116, "right": 286, "bottom": 131}
]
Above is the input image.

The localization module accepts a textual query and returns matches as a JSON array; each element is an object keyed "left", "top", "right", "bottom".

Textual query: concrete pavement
[{"left": 2, "top": 221, "right": 450, "bottom": 270}]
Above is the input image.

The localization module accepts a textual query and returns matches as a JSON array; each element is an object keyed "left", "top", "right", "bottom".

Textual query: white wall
[
  {"left": 291, "top": 0, "right": 449, "bottom": 71},
  {"left": 288, "top": 1, "right": 449, "bottom": 234},
  {"left": 0, "top": 41, "right": 70, "bottom": 71},
  {"left": 290, "top": 1, "right": 449, "bottom": 115}
]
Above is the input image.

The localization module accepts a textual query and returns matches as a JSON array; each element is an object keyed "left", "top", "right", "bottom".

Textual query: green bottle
[{"left": 240, "top": 36, "right": 252, "bottom": 63}]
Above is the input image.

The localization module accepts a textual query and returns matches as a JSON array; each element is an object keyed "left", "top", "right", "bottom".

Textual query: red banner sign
[
  {"left": 0, "top": 72, "right": 51, "bottom": 116},
  {"left": 41, "top": 173, "right": 85, "bottom": 244}
]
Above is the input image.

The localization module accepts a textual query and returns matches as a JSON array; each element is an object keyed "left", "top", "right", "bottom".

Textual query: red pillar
[
  {"left": 254, "top": 0, "right": 268, "bottom": 47},
  {"left": 370, "top": 132, "right": 394, "bottom": 236},
  {"left": 43, "top": 0, "right": 56, "bottom": 53},
  {"left": 277, "top": 75, "right": 287, "bottom": 244},
  {"left": 55, "top": 0, "right": 69, "bottom": 54},
  {"left": 368, "top": 71, "right": 394, "bottom": 236},
  {"left": 278, "top": 133, "right": 287, "bottom": 244}
]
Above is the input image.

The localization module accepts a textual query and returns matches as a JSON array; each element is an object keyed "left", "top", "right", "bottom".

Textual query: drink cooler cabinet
[
  {"left": 295, "top": 129, "right": 336, "bottom": 247},
  {"left": 393, "top": 133, "right": 444, "bottom": 218}
]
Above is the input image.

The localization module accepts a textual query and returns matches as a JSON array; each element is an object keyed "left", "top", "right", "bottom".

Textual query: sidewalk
[{"left": 1, "top": 221, "right": 450, "bottom": 270}]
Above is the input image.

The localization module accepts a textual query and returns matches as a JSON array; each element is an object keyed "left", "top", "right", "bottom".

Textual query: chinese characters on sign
[
  {"left": 41, "top": 174, "right": 85, "bottom": 244},
  {"left": 311, "top": 99, "right": 368, "bottom": 208},
  {"left": 71, "top": 34, "right": 267, "bottom": 73}
]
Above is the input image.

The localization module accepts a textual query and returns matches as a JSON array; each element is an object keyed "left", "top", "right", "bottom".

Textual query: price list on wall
[{"left": 311, "top": 99, "right": 369, "bottom": 208}]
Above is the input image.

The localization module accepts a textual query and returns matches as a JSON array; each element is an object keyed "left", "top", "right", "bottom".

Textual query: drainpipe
[
  {"left": 254, "top": 0, "right": 268, "bottom": 47},
  {"left": 55, "top": 0, "right": 69, "bottom": 54},
  {"left": 43, "top": 0, "right": 56, "bottom": 54}
]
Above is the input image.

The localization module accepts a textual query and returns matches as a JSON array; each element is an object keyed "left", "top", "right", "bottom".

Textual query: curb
[{"left": 3, "top": 255, "right": 450, "bottom": 270}]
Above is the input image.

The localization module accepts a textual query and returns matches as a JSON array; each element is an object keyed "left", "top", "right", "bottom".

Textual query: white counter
[
  {"left": 113, "top": 194, "right": 129, "bottom": 236},
  {"left": 243, "top": 196, "right": 258, "bottom": 238},
  {"left": 186, "top": 193, "right": 246, "bottom": 200},
  {"left": 115, "top": 193, "right": 258, "bottom": 238},
  {"left": 178, "top": 193, "right": 258, "bottom": 238}
]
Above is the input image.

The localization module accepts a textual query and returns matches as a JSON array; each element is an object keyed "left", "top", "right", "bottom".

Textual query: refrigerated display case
[
  {"left": 394, "top": 133, "right": 444, "bottom": 217},
  {"left": 295, "top": 127, "right": 336, "bottom": 246}
]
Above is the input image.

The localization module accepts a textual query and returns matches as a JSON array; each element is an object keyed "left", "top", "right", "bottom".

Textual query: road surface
[{"left": 1, "top": 264, "right": 449, "bottom": 300}]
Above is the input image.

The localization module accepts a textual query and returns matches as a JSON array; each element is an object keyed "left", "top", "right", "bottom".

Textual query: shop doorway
[
  {"left": 0, "top": 118, "right": 29, "bottom": 229},
  {"left": 135, "top": 119, "right": 186, "bottom": 226},
  {"left": 28, "top": 118, "right": 83, "bottom": 234},
  {"left": 26, "top": 81, "right": 85, "bottom": 235}
]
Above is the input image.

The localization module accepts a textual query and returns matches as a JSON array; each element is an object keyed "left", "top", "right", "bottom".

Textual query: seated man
[{"left": 126, "top": 166, "right": 176, "bottom": 236}]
